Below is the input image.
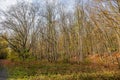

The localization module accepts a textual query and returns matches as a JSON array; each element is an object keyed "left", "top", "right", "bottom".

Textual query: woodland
[{"left": 0, "top": 0, "right": 120, "bottom": 80}]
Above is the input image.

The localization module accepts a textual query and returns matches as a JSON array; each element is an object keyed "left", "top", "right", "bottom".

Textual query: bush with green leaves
[{"left": 0, "top": 37, "right": 9, "bottom": 59}]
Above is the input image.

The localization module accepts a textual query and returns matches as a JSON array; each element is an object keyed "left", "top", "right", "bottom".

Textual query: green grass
[
  {"left": 5, "top": 60, "right": 120, "bottom": 80},
  {"left": 8, "top": 72, "right": 120, "bottom": 80}
]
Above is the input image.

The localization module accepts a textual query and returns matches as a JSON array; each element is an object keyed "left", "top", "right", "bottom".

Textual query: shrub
[
  {"left": 0, "top": 49, "right": 8, "bottom": 59},
  {"left": 0, "top": 37, "right": 9, "bottom": 59},
  {"left": 7, "top": 50, "right": 20, "bottom": 61}
]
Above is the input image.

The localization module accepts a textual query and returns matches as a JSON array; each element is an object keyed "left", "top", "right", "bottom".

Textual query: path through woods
[{"left": 0, "top": 60, "right": 8, "bottom": 80}]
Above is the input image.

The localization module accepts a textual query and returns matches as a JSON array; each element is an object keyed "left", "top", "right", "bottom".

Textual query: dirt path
[{"left": 0, "top": 60, "right": 8, "bottom": 80}]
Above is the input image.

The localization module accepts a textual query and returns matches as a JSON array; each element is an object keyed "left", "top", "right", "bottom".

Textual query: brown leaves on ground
[{"left": 88, "top": 52, "right": 120, "bottom": 69}]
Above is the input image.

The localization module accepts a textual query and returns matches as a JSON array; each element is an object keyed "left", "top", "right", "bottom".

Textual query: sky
[
  {"left": 0, "top": 0, "right": 32, "bottom": 10},
  {"left": 0, "top": 0, "right": 91, "bottom": 12},
  {"left": 0, "top": 0, "right": 77, "bottom": 10},
  {"left": 0, "top": 0, "right": 116, "bottom": 11},
  {"left": 0, "top": 0, "right": 16, "bottom": 10}
]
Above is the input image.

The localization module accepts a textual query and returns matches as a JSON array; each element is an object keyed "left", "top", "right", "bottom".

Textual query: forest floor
[{"left": 1, "top": 52, "right": 120, "bottom": 80}]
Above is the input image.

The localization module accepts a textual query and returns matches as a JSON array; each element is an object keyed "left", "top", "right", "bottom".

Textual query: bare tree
[{"left": 0, "top": 1, "right": 40, "bottom": 60}]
